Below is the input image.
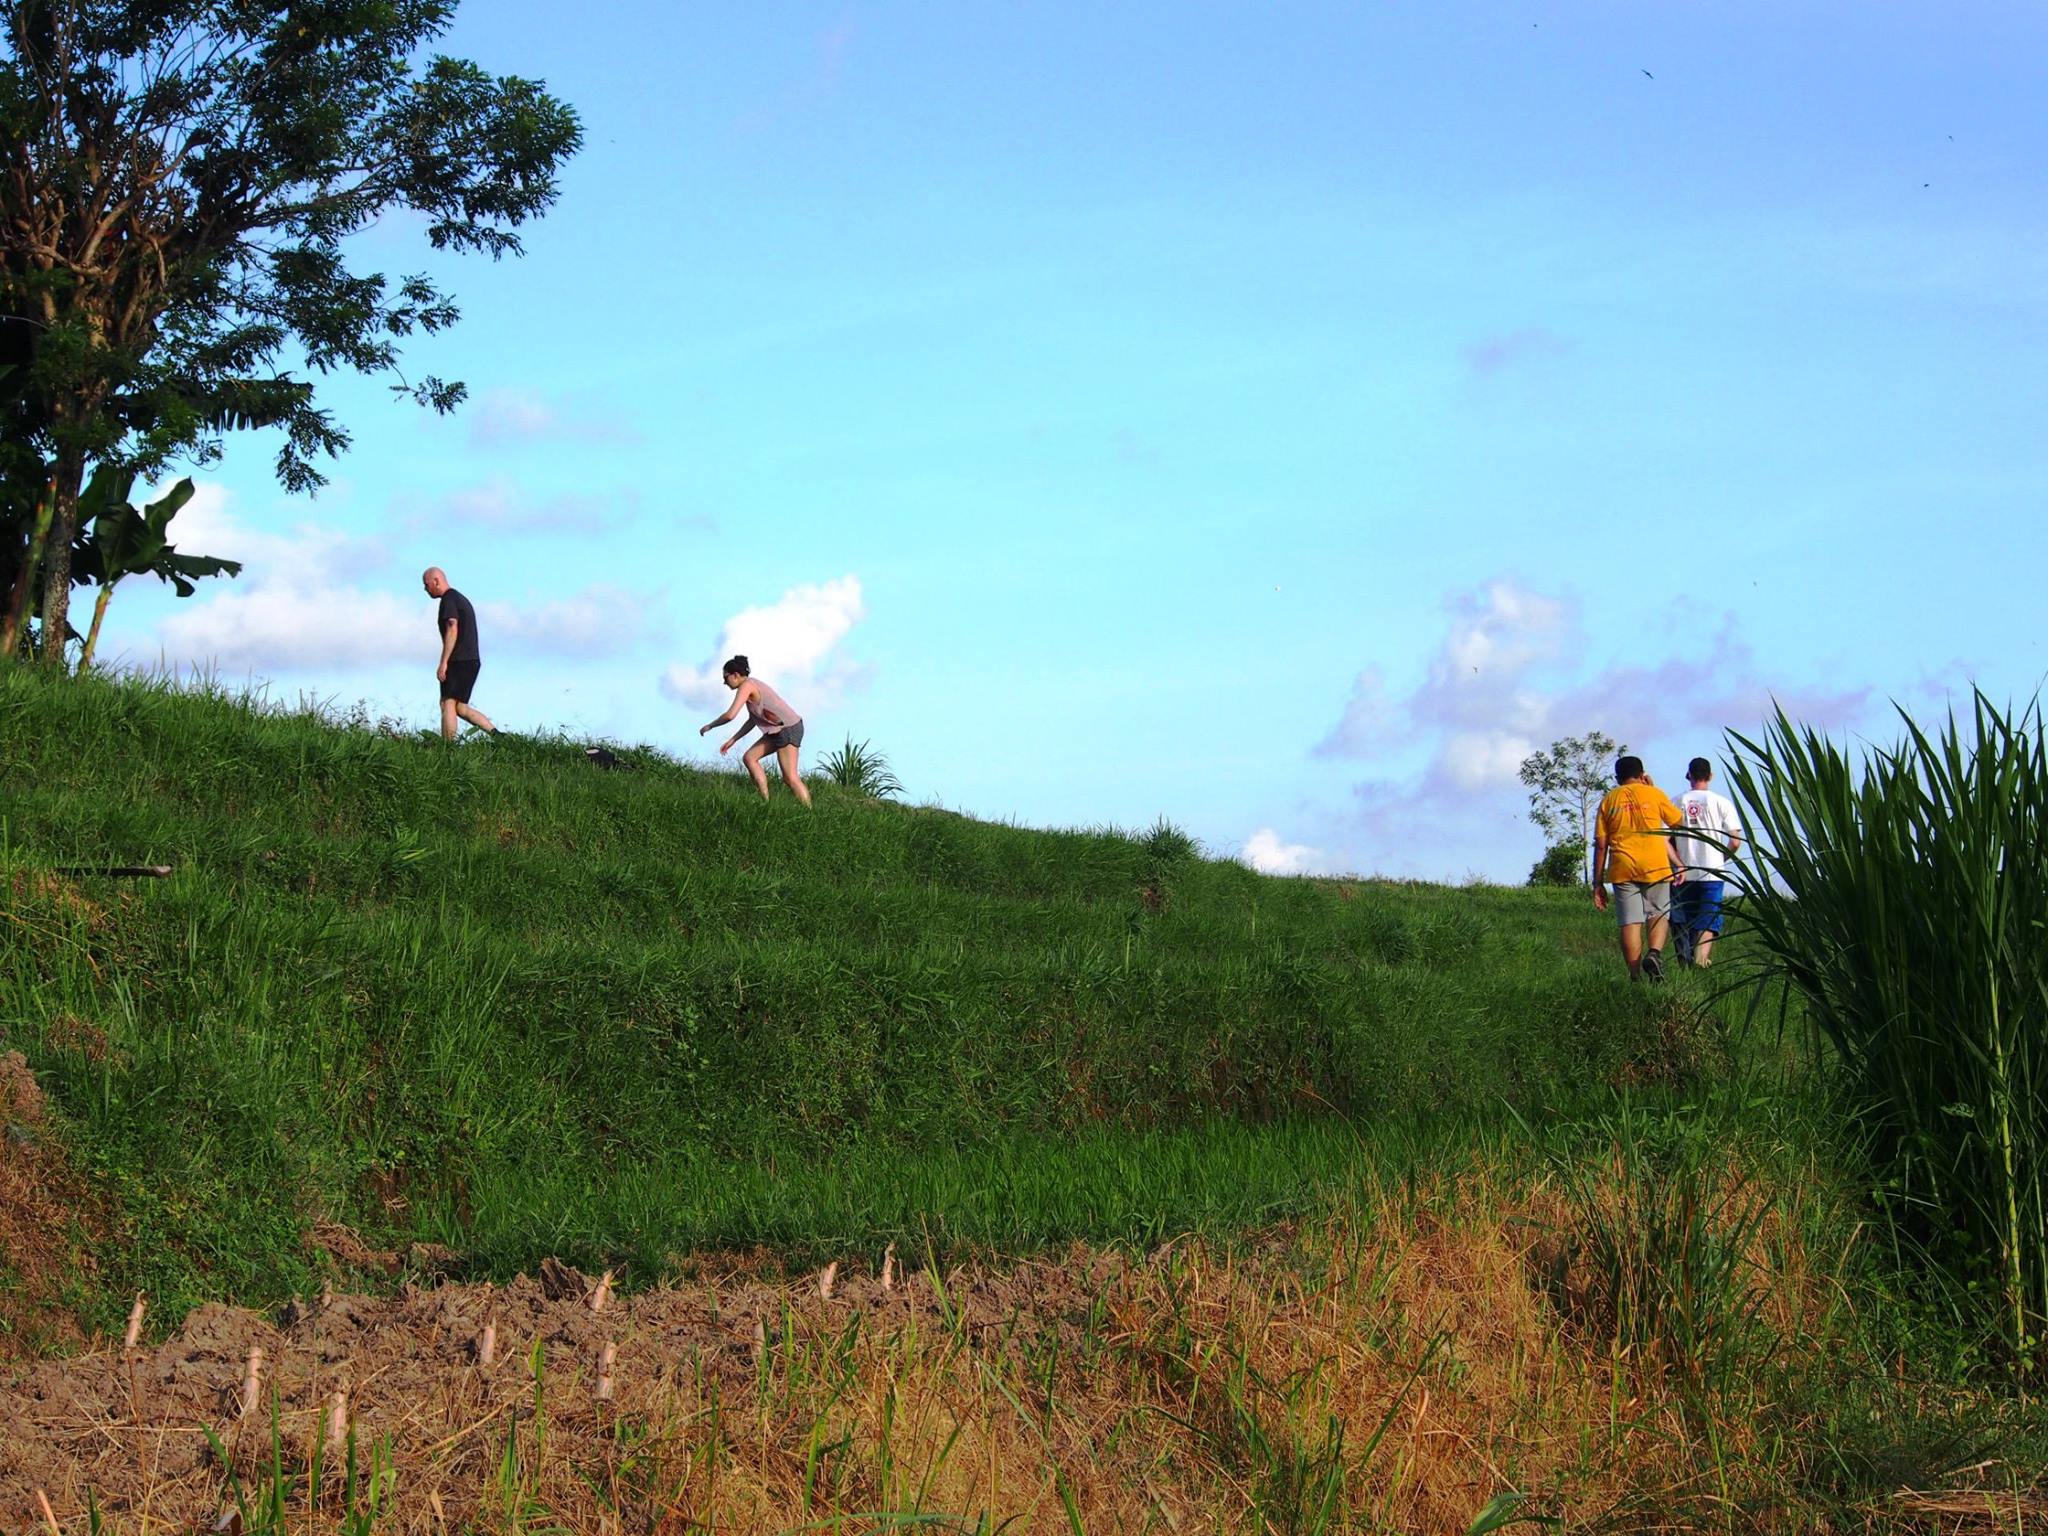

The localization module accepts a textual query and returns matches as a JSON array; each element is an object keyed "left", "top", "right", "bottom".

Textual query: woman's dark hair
[{"left": 722, "top": 654, "right": 750, "bottom": 678}]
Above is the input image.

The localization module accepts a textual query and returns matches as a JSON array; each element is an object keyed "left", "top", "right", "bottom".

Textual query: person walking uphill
[
  {"left": 700, "top": 655, "right": 811, "bottom": 806},
  {"left": 1591, "top": 754, "right": 1687, "bottom": 982},
  {"left": 1673, "top": 756, "right": 1744, "bottom": 967},
  {"left": 421, "top": 567, "right": 497, "bottom": 742}
]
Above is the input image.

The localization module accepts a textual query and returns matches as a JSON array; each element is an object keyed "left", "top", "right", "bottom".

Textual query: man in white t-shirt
[{"left": 1673, "top": 756, "right": 1744, "bottom": 966}]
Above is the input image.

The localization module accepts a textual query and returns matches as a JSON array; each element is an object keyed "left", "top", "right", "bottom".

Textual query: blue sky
[{"left": 103, "top": 2, "right": 2048, "bottom": 879}]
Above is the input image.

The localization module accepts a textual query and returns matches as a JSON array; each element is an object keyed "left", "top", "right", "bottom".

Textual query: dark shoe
[{"left": 1641, "top": 948, "right": 1666, "bottom": 984}]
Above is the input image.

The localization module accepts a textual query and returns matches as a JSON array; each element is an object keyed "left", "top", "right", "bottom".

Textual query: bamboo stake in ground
[
  {"left": 588, "top": 1270, "right": 613, "bottom": 1313},
  {"left": 241, "top": 1344, "right": 264, "bottom": 1419},
  {"left": 325, "top": 1389, "right": 348, "bottom": 1462},
  {"left": 881, "top": 1243, "right": 896, "bottom": 1292},
  {"left": 596, "top": 1341, "right": 616, "bottom": 1401},
  {"left": 123, "top": 1293, "right": 145, "bottom": 1423},
  {"left": 33, "top": 1488, "right": 58, "bottom": 1536},
  {"left": 819, "top": 1260, "right": 839, "bottom": 1301},
  {"left": 478, "top": 1319, "right": 497, "bottom": 1367}
]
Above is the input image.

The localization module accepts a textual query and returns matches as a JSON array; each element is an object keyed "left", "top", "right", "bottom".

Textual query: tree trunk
[
  {"left": 37, "top": 452, "right": 85, "bottom": 671},
  {"left": 1, "top": 479, "right": 56, "bottom": 661},
  {"left": 79, "top": 579, "right": 117, "bottom": 668}
]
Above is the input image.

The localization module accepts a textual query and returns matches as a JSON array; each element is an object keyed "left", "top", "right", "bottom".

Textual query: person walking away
[
  {"left": 1591, "top": 754, "right": 1687, "bottom": 982},
  {"left": 700, "top": 654, "right": 811, "bottom": 806},
  {"left": 1672, "top": 756, "right": 1743, "bottom": 967},
  {"left": 420, "top": 567, "right": 497, "bottom": 741}
]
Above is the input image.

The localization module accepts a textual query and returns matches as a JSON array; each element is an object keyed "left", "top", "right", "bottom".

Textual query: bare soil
[
  {"left": 6, "top": 1178, "right": 2029, "bottom": 1533},
  {"left": 0, "top": 1050, "right": 96, "bottom": 1363},
  {"left": 1, "top": 1251, "right": 1132, "bottom": 1533}
]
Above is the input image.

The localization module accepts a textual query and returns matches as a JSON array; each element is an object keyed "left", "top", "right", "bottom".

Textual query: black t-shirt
[{"left": 437, "top": 587, "right": 481, "bottom": 663}]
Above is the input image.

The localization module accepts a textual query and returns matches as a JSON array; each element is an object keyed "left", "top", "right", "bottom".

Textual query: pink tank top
[{"left": 746, "top": 680, "right": 801, "bottom": 733}]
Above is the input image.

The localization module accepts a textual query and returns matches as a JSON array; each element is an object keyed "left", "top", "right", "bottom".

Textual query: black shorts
[
  {"left": 440, "top": 661, "right": 480, "bottom": 704},
  {"left": 759, "top": 719, "right": 804, "bottom": 752}
]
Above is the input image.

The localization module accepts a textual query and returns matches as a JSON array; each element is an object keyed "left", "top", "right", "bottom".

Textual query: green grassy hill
[{"left": 2, "top": 669, "right": 1687, "bottom": 1330}]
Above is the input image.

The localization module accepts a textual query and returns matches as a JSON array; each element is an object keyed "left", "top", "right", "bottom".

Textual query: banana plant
[{"left": 70, "top": 468, "right": 241, "bottom": 668}]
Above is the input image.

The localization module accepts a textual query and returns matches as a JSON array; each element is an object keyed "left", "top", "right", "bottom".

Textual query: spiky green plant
[
  {"left": 1140, "top": 816, "right": 1199, "bottom": 864},
  {"left": 819, "top": 735, "right": 903, "bottom": 798},
  {"left": 1724, "top": 694, "right": 2048, "bottom": 1373}
]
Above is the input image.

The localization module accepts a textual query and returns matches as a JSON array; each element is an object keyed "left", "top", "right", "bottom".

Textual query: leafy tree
[
  {"left": 0, "top": 0, "right": 582, "bottom": 668},
  {"left": 1518, "top": 731, "right": 1621, "bottom": 883}
]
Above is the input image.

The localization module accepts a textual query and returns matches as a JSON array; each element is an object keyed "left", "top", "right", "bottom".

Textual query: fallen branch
[{"left": 53, "top": 865, "right": 175, "bottom": 879}]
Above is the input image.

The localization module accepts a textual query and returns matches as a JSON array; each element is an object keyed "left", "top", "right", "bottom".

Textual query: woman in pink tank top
[{"left": 699, "top": 654, "right": 812, "bottom": 806}]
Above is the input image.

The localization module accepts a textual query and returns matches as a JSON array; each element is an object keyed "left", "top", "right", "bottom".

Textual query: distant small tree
[
  {"left": 1527, "top": 835, "right": 1588, "bottom": 888},
  {"left": 1518, "top": 731, "right": 1621, "bottom": 883}
]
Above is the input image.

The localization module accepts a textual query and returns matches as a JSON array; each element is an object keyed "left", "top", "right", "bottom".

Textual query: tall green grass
[
  {"left": 0, "top": 666, "right": 1702, "bottom": 1326},
  {"left": 1725, "top": 694, "right": 2048, "bottom": 1372}
]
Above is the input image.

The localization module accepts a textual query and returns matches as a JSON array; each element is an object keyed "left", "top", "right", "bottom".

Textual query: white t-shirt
[{"left": 1676, "top": 788, "right": 1744, "bottom": 875}]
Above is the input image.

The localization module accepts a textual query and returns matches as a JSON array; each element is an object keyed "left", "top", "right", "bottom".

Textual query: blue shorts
[{"left": 1673, "top": 880, "right": 1726, "bottom": 934}]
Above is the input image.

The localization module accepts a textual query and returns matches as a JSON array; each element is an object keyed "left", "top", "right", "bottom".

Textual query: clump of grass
[
  {"left": 1535, "top": 1104, "right": 1770, "bottom": 1397},
  {"left": 1726, "top": 694, "right": 2048, "bottom": 1374},
  {"left": 1139, "top": 816, "right": 1200, "bottom": 864},
  {"left": 818, "top": 735, "right": 903, "bottom": 798}
]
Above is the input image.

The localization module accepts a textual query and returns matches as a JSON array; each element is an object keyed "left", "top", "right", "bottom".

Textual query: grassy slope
[{"left": 1, "top": 669, "right": 1694, "bottom": 1328}]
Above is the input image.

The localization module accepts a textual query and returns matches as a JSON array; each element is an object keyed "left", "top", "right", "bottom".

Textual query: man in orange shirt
[{"left": 1591, "top": 754, "right": 1688, "bottom": 982}]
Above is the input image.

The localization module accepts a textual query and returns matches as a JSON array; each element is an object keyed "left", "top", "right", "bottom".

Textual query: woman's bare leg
[
  {"left": 742, "top": 740, "right": 772, "bottom": 799},
  {"left": 777, "top": 744, "right": 811, "bottom": 807}
]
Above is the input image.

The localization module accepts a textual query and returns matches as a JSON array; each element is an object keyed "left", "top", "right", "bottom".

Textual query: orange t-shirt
[{"left": 1597, "top": 782, "right": 1685, "bottom": 883}]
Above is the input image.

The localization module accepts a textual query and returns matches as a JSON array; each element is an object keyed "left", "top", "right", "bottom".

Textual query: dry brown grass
[
  {"left": 0, "top": 1049, "right": 99, "bottom": 1364},
  {"left": 0, "top": 1167, "right": 2025, "bottom": 1534}
]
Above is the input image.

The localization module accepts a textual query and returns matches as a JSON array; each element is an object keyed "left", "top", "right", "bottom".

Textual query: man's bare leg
[
  {"left": 1618, "top": 922, "right": 1644, "bottom": 980},
  {"left": 1646, "top": 912, "right": 1671, "bottom": 959},
  {"left": 456, "top": 701, "right": 496, "bottom": 734},
  {"left": 1693, "top": 931, "right": 1716, "bottom": 966},
  {"left": 440, "top": 698, "right": 460, "bottom": 742}
]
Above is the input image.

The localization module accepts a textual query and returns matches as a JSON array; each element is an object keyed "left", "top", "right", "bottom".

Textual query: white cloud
[
  {"left": 150, "top": 485, "right": 418, "bottom": 670},
  {"left": 1441, "top": 729, "right": 1539, "bottom": 790},
  {"left": 466, "top": 389, "right": 642, "bottom": 449},
  {"left": 1433, "top": 581, "right": 1572, "bottom": 708},
  {"left": 1312, "top": 667, "right": 1398, "bottom": 758},
  {"left": 424, "top": 477, "right": 650, "bottom": 536},
  {"left": 144, "top": 484, "right": 655, "bottom": 673},
  {"left": 1314, "top": 579, "right": 1571, "bottom": 769},
  {"left": 660, "top": 575, "right": 868, "bottom": 710},
  {"left": 1243, "top": 827, "right": 1323, "bottom": 876},
  {"left": 1307, "top": 576, "right": 1881, "bottom": 880},
  {"left": 482, "top": 585, "right": 658, "bottom": 659}
]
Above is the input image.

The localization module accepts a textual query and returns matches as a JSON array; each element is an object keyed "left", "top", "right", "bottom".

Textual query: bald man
[{"left": 420, "top": 567, "right": 497, "bottom": 740}]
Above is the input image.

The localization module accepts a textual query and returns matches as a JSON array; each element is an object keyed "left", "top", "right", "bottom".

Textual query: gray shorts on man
[{"left": 1610, "top": 880, "right": 1671, "bottom": 929}]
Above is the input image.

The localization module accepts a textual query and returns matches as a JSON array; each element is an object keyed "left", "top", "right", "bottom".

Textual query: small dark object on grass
[{"left": 584, "top": 747, "right": 630, "bottom": 771}]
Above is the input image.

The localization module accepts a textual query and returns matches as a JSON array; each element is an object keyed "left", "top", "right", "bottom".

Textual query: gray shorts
[
  {"left": 758, "top": 719, "right": 804, "bottom": 752},
  {"left": 1612, "top": 880, "right": 1671, "bottom": 928}
]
